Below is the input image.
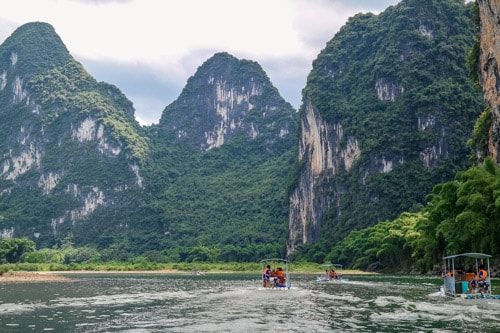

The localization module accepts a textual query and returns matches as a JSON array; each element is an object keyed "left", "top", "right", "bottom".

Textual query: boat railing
[{"left": 443, "top": 276, "right": 455, "bottom": 296}]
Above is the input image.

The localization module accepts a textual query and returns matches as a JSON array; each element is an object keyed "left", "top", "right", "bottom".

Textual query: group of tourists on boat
[
  {"left": 442, "top": 264, "right": 489, "bottom": 295},
  {"left": 262, "top": 265, "right": 287, "bottom": 288},
  {"left": 325, "top": 269, "right": 342, "bottom": 280}
]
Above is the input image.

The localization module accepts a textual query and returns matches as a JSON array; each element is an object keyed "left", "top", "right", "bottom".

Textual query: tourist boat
[
  {"left": 261, "top": 258, "right": 291, "bottom": 289},
  {"left": 316, "top": 264, "right": 348, "bottom": 282},
  {"left": 440, "top": 252, "right": 499, "bottom": 299}
]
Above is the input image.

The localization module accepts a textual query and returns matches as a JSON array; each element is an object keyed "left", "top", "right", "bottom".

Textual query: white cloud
[{"left": 0, "top": 0, "right": 400, "bottom": 125}]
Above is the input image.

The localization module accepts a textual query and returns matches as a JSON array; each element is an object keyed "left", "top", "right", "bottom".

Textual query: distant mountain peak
[
  {"left": 159, "top": 52, "right": 296, "bottom": 151},
  {"left": 0, "top": 22, "right": 72, "bottom": 75}
]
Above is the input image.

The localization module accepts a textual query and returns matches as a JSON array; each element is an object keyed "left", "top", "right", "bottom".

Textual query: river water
[{"left": 0, "top": 273, "right": 499, "bottom": 332}]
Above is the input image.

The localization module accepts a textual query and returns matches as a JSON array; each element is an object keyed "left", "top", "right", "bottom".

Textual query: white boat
[
  {"left": 316, "top": 264, "right": 348, "bottom": 282},
  {"left": 440, "top": 252, "right": 499, "bottom": 299},
  {"left": 261, "top": 258, "right": 291, "bottom": 289}
]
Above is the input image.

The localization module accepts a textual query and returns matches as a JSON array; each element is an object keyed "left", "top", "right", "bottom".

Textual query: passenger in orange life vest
[
  {"left": 276, "top": 267, "right": 285, "bottom": 285},
  {"left": 477, "top": 264, "right": 488, "bottom": 281},
  {"left": 472, "top": 264, "right": 489, "bottom": 294}
]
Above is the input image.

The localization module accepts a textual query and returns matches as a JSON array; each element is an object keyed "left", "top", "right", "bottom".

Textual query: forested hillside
[
  {"left": 288, "top": 0, "right": 486, "bottom": 264},
  {"left": 307, "top": 1, "right": 500, "bottom": 273}
]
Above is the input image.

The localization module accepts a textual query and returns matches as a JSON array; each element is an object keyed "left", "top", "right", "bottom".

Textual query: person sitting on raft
[{"left": 276, "top": 267, "right": 286, "bottom": 287}]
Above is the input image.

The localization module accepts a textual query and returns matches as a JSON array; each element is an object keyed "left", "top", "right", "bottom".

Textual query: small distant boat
[
  {"left": 316, "top": 264, "right": 348, "bottom": 283},
  {"left": 261, "top": 258, "right": 291, "bottom": 290},
  {"left": 440, "top": 252, "right": 499, "bottom": 300}
]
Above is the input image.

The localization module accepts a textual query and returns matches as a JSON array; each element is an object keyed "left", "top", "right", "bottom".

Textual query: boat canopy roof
[
  {"left": 260, "top": 258, "right": 289, "bottom": 263},
  {"left": 443, "top": 253, "right": 492, "bottom": 260}
]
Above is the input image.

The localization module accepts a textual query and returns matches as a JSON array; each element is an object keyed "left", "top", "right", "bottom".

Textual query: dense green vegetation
[
  {"left": 291, "top": 0, "right": 485, "bottom": 264},
  {"left": 321, "top": 158, "right": 500, "bottom": 272},
  {"left": 0, "top": 237, "right": 35, "bottom": 264},
  {"left": 0, "top": 256, "right": 361, "bottom": 275},
  {"left": 139, "top": 134, "right": 296, "bottom": 262},
  {"left": 0, "top": 22, "right": 71, "bottom": 75}
]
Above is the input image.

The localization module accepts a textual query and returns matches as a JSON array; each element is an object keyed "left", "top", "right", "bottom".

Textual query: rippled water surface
[{"left": 0, "top": 273, "right": 499, "bottom": 332}]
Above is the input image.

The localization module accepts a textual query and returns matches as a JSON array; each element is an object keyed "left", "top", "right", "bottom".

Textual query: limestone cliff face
[
  {"left": 288, "top": 0, "right": 484, "bottom": 255},
  {"left": 288, "top": 101, "right": 360, "bottom": 252},
  {"left": 159, "top": 52, "right": 296, "bottom": 152},
  {"left": 478, "top": 0, "right": 500, "bottom": 162}
]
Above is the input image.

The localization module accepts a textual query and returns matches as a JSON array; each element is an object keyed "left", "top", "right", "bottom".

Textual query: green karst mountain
[
  {"left": 0, "top": 0, "right": 497, "bottom": 269},
  {"left": 0, "top": 22, "right": 149, "bottom": 252},
  {"left": 287, "top": 0, "right": 486, "bottom": 261}
]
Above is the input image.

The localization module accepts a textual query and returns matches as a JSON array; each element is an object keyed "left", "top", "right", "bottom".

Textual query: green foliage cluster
[
  {"left": 139, "top": 130, "right": 297, "bottom": 262},
  {"left": 467, "top": 108, "right": 491, "bottom": 164},
  {"left": 421, "top": 158, "right": 500, "bottom": 260},
  {"left": 317, "top": 158, "right": 500, "bottom": 273},
  {"left": 325, "top": 212, "right": 423, "bottom": 272},
  {"left": 0, "top": 238, "right": 35, "bottom": 264},
  {"left": 1, "top": 257, "right": 329, "bottom": 274}
]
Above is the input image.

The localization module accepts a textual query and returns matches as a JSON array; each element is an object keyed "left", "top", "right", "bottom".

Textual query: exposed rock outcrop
[{"left": 478, "top": 0, "right": 500, "bottom": 163}]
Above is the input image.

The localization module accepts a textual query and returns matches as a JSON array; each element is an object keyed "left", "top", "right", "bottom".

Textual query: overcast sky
[{"left": 1, "top": 0, "right": 401, "bottom": 125}]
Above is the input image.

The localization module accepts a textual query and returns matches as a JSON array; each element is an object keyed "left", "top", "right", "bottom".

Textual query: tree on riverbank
[
  {"left": 319, "top": 157, "right": 500, "bottom": 273},
  {"left": 0, "top": 238, "right": 35, "bottom": 264}
]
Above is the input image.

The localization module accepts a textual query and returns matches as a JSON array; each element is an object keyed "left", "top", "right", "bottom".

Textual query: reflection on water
[{"left": 0, "top": 273, "right": 499, "bottom": 332}]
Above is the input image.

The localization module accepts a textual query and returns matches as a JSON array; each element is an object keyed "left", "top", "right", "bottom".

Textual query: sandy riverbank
[
  {"left": 0, "top": 271, "right": 72, "bottom": 283},
  {"left": 0, "top": 270, "right": 186, "bottom": 283},
  {"left": 0, "top": 269, "right": 375, "bottom": 283}
]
